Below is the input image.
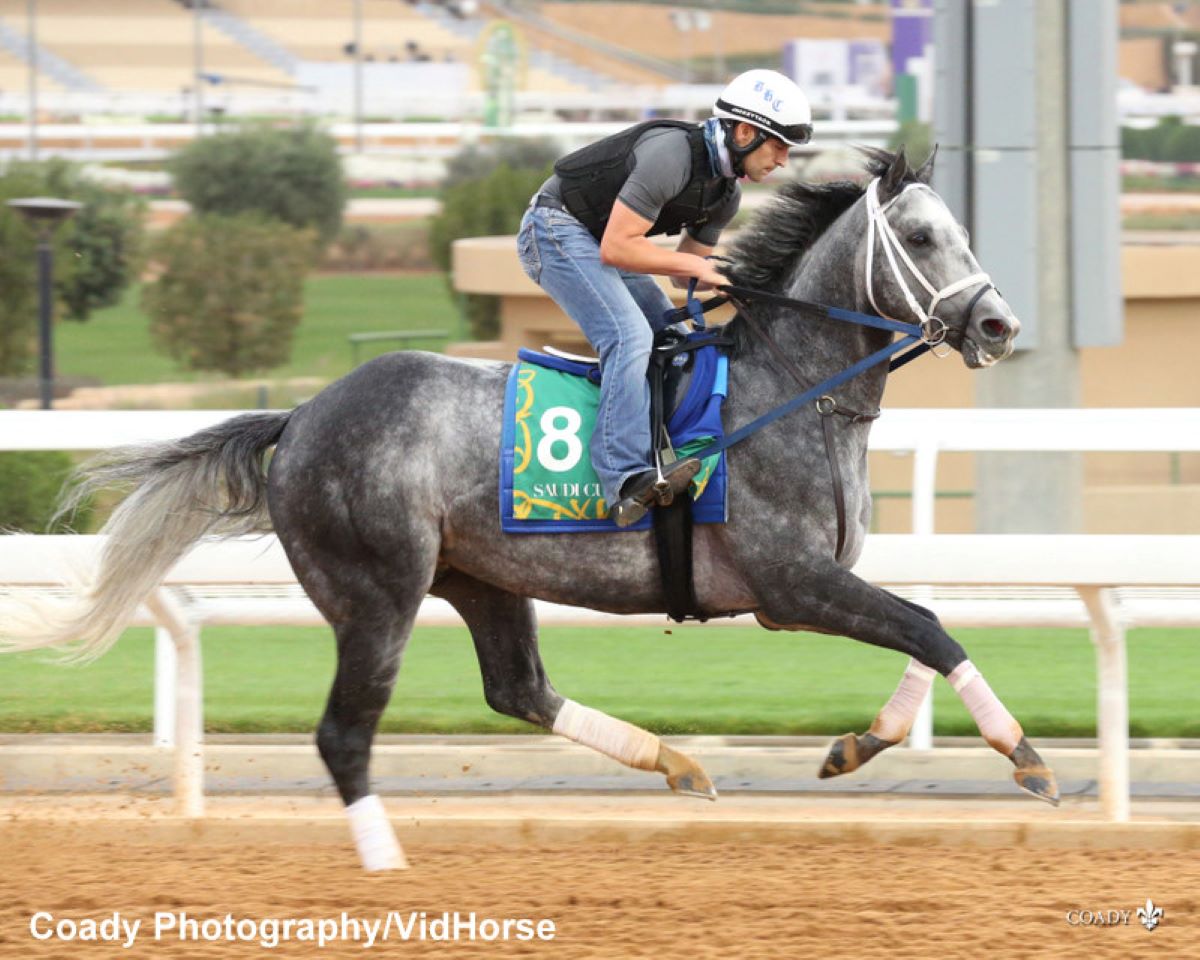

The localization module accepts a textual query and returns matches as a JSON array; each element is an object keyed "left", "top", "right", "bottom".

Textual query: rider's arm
[
  {"left": 669, "top": 234, "right": 716, "bottom": 289},
  {"left": 599, "top": 201, "right": 726, "bottom": 288},
  {"left": 670, "top": 183, "right": 739, "bottom": 289}
]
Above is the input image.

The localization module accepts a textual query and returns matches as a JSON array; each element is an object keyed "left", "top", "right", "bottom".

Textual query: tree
[
  {"left": 0, "top": 159, "right": 145, "bottom": 375},
  {"left": 59, "top": 183, "right": 145, "bottom": 321},
  {"left": 429, "top": 140, "right": 556, "bottom": 340},
  {"left": 0, "top": 451, "right": 94, "bottom": 533},
  {"left": 888, "top": 120, "right": 932, "bottom": 167},
  {"left": 142, "top": 213, "right": 314, "bottom": 378},
  {"left": 170, "top": 122, "right": 346, "bottom": 247}
]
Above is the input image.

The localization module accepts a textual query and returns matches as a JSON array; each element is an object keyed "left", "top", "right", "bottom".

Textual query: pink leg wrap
[
  {"left": 947, "top": 660, "right": 1023, "bottom": 754},
  {"left": 868, "top": 659, "right": 935, "bottom": 742}
]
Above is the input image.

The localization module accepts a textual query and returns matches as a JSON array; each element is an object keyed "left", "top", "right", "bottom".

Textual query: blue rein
[{"left": 667, "top": 280, "right": 934, "bottom": 459}]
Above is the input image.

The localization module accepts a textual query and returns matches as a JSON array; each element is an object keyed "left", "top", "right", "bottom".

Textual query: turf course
[
  {"left": 2, "top": 625, "right": 1196, "bottom": 738},
  {"left": 55, "top": 274, "right": 459, "bottom": 388}
]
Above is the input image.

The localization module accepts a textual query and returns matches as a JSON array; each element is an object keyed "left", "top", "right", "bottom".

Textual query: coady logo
[
  {"left": 1065, "top": 900, "right": 1164, "bottom": 931},
  {"left": 1137, "top": 900, "right": 1164, "bottom": 932}
]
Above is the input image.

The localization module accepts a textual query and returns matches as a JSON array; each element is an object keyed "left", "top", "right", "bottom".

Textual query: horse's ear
[
  {"left": 879, "top": 148, "right": 909, "bottom": 201},
  {"left": 915, "top": 144, "right": 938, "bottom": 184}
]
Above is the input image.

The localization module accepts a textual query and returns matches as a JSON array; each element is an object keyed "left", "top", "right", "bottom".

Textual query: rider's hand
[{"left": 692, "top": 262, "right": 728, "bottom": 292}]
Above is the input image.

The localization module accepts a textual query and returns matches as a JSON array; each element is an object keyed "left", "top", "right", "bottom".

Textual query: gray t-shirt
[{"left": 539, "top": 126, "right": 740, "bottom": 246}]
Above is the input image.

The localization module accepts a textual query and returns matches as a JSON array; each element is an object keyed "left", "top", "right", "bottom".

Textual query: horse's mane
[{"left": 723, "top": 147, "right": 921, "bottom": 292}]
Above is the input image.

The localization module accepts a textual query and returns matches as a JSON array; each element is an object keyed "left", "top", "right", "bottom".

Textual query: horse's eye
[{"left": 907, "top": 232, "right": 929, "bottom": 247}]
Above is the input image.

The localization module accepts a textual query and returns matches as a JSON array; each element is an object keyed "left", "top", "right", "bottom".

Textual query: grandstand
[
  {"left": 0, "top": 45, "right": 64, "bottom": 101},
  {"left": 0, "top": 0, "right": 901, "bottom": 117},
  {"left": 219, "top": 0, "right": 614, "bottom": 94},
  {"left": 0, "top": 0, "right": 617, "bottom": 109},
  {"left": 538, "top": 2, "right": 887, "bottom": 63},
  {"left": 222, "top": 0, "right": 467, "bottom": 67},
  {"left": 4, "top": 0, "right": 286, "bottom": 93}
]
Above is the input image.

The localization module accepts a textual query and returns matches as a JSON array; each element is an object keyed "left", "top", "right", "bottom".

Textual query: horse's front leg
[
  {"left": 814, "top": 596, "right": 941, "bottom": 777},
  {"left": 755, "top": 561, "right": 1059, "bottom": 805}
]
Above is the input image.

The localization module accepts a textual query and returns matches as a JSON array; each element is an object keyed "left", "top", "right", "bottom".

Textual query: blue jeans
[{"left": 517, "top": 202, "right": 674, "bottom": 507}]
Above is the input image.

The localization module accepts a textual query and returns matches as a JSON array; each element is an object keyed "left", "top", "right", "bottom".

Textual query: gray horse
[{"left": 2, "top": 149, "right": 1057, "bottom": 870}]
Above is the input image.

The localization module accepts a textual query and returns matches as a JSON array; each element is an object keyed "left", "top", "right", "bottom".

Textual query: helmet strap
[{"left": 721, "top": 120, "right": 768, "bottom": 177}]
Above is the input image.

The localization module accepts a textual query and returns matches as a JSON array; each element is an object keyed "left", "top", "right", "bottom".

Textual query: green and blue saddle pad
[{"left": 500, "top": 338, "right": 729, "bottom": 533}]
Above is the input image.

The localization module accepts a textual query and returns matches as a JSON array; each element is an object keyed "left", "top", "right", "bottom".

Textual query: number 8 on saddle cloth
[{"left": 499, "top": 340, "right": 730, "bottom": 533}]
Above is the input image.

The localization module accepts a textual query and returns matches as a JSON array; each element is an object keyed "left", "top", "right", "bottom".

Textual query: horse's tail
[{"left": 0, "top": 411, "right": 292, "bottom": 662}]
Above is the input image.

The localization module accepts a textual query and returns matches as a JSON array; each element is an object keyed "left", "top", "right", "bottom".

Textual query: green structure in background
[
  {"left": 894, "top": 73, "right": 918, "bottom": 124},
  {"left": 891, "top": 0, "right": 931, "bottom": 123},
  {"left": 479, "top": 21, "right": 523, "bottom": 129}
]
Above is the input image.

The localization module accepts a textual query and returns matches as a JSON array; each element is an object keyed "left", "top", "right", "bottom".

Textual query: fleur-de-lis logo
[{"left": 1136, "top": 899, "right": 1163, "bottom": 931}]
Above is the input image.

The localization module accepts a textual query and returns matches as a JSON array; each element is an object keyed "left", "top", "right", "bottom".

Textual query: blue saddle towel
[{"left": 500, "top": 338, "right": 729, "bottom": 533}]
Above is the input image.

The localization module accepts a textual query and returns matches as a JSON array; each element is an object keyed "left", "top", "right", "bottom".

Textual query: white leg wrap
[
  {"left": 552, "top": 699, "right": 660, "bottom": 771},
  {"left": 869, "top": 659, "right": 936, "bottom": 742},
  {"left": 346, "top": 795, "right": 407, "bottom": 871},
  {"left": 947, "top": 660, "right": 1023, "bottom": 755}
]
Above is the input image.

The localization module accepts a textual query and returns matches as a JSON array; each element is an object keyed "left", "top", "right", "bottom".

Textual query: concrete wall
[{"left": 449, "top": 235, "right": 1200, "bottom": 533}]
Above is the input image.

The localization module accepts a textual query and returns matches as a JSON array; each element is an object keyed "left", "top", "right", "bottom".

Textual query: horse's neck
[{"left": 734, "top": 201, "right": 891, "bottom": 412}]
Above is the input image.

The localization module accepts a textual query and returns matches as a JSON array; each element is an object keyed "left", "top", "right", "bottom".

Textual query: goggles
[{"left": 715, "top": 99, "right": 813, "bottom": 145}]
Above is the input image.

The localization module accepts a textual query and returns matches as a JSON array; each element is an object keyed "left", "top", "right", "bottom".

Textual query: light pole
[
  {"left": 353, "top": 0, "right": 364, "bottom": 153},
  {"left": 709, "top": 0, "right": 723, "bottom": 82},
  {"left": 6, "top": 197, "right": 83, "bottom": 410},
  {"left": 27, "top": 0, "right": 37, "bottom": 160},
  {"left": 670, "top": 9, "right": 711, "bottom": 87},
  {"left": 193, "top": 0, "right": 204, "bottom": 134}
]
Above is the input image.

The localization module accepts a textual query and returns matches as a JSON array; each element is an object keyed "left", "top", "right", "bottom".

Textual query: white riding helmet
[{"left": 713, "top": 69, "right": 813, "bottom": 146}]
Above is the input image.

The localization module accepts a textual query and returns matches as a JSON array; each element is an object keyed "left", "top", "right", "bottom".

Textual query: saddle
[{"left": 499, "top": 328, "right": 733, "bottom": 621}]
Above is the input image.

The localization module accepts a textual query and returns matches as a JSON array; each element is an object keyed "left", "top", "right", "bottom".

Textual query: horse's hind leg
[
  {"left": 757, "top": 563, "right": 1059, "bottom": 804},
  {"left": 434, "top": 571, "right": 717, "bottom": 799},
  {"left": 314, "top": 579, "right": 431, "bottom": 871}
]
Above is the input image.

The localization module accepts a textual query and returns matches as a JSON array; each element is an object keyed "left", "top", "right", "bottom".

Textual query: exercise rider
[{"left": 517, "top": 69, "right": 813, "bottom": 527}]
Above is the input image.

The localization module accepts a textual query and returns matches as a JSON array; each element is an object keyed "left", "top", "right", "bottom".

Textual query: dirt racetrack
[{"left": 1, "top": 796, "right": 1197, "bottom": 959}]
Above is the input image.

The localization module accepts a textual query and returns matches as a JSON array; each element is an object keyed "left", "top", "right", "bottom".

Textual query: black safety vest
[{"left": 553, "top": 119, "right": 737, "bottom": 243}]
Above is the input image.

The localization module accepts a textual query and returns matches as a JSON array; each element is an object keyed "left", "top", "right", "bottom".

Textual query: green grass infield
[
  {"left": 55, "top": 273, "right": 459, "bottom": 389},
  {"left": 1, "top": 625, "right": 1196, "bottom": 738}
]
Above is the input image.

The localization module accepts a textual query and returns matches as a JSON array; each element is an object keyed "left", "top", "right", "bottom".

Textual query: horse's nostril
[{"left": 980, "top": 318, "right": 1010, "bottom": 341}]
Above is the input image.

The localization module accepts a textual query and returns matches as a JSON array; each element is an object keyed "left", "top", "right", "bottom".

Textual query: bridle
[
  {"left": 864, "top": 178, "right": 994, "bottom": 349},
  {"left": 662, "top": 176, "right": 1007, "bottom": 567}
]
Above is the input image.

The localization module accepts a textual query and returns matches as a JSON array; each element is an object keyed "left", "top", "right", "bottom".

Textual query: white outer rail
[
  {"left": 2, "top": 410, "right": 1199, "bottom": 818},
  {"left": 871, "top": 408, "right": 1200, "bottom": 749},
  {"left": 4, "top": 533, "right": 1199, "bottom": 823}
]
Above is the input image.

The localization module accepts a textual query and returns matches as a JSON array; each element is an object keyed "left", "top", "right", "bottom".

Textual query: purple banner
[{"left": 891, "top": 0, "right": 932, "bottom": 78}]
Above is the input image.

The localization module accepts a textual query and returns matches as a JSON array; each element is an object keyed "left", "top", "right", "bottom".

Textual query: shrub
[
  {"left": 442, "top": 138, "right": 559, "bottom": 190},
  {"left": 0, "top": 451, "right": 93, "bottom": 533},
  {"left": 430, "top": 142, "right": 556, "bottom": 340},
  {"left": 0, "top": 159, "right": 145, "bottom": 375},
  {"left": 1117, "top": 118, "right": 1200, "bottom": 162},
  {"left": 142, "top": 213, "right": 314, "bottom": 378},
  {"left": 320, "top": 222, "right": 433, "bottom": 272},
  {"left": 170, "top": 122, "right": 346, "bottom": 247},
  {"left": 888, "top": 120, "right": 933, "bottom": 167},
  {"left": 1164, "top": 122, "right": 1200, "bottom": 163}
]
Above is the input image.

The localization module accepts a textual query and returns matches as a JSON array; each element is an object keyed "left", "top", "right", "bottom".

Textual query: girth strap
[
  {"left": 646, "top": 330, "right": 729, "bottom": 623},
  {"left": 815, "top": 396, "right": 880, "bottom": 563},
  {"left": 820, "top": 412, "right": 846, "bottom": 561}
]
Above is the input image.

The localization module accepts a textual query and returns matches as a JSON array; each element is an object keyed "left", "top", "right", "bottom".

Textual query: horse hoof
[
  {"left": 1013, "top": 766, "right": 1060, "bottom": 806},
  {"left": 818, "top": 732, "right": 894, "bottom": 779},
  {"left": 657, "top": 743, "right": 718, "bottom": 801},
  {"left": 667, "top": 769, "right": 719, "bottom": 801},
  {"left": 819, "top": 733, "right": 860, "bottom": 778},
  {"left": 1009, "top": 737, "right": 1060, "bottom": 806}
]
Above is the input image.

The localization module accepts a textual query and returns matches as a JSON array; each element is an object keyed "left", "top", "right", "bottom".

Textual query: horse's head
[{"left": 863, "top": 149, "right": 1020, "bottom": 368}]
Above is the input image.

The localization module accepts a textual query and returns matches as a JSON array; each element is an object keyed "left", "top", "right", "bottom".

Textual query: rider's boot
[{"left": 610, "top": 458, "right": 701, "bottom": 528}]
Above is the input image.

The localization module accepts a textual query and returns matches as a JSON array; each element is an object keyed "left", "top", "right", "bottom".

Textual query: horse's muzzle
[{"left": 963, "top": 308, "right": 1020, "bottom": 368}]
